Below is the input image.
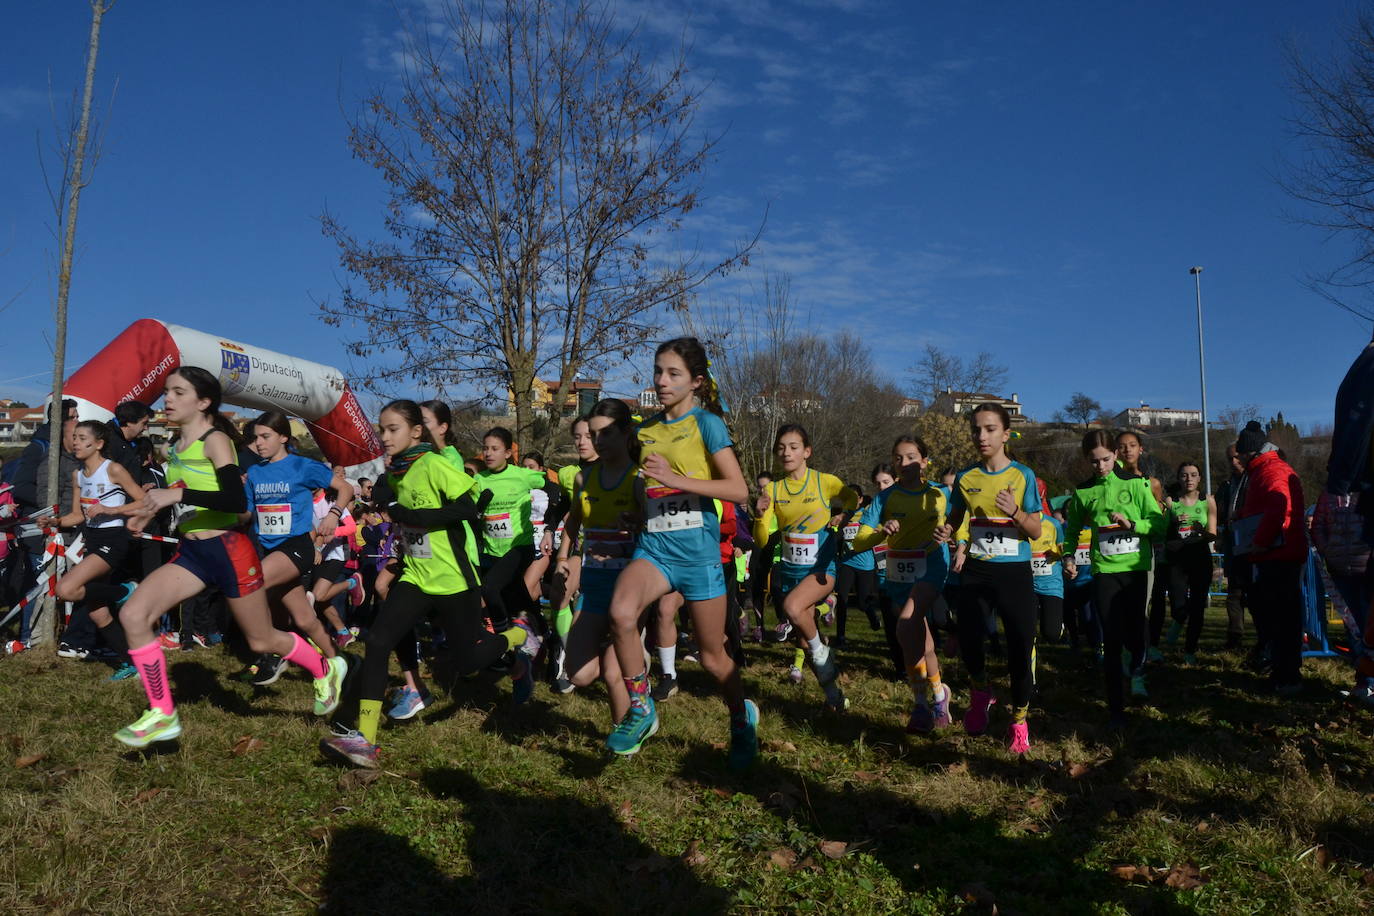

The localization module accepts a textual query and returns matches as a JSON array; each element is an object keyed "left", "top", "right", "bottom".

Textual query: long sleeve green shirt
[{"left": 1062, "top": 468, "right": 1164, "bottom": 574}]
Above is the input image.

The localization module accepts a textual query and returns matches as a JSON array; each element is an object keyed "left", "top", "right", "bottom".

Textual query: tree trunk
[{"left": 37, "top": 1, "right": 108, "bottom": 649}]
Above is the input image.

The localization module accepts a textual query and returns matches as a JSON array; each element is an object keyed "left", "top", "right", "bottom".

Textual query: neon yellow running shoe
[
  {"left": 313, "top": 656, "right": 348, "bottom": 717},
  {"left": 114, "top": 708, "right": 182, "bottom": 748}
]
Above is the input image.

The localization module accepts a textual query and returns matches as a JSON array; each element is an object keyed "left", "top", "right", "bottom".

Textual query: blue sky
[{"left": 1, "top": 0, "right": 1368, "bottom": 430}]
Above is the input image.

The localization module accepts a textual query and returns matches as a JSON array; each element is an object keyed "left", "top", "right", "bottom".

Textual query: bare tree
[
  {"left": 1284, "top": 12, "right": 1374, "bottom": 326},
  {"left": 1216, "top": 403, "right": 1261, "bottom": 433},
  {"left": 320, "top": 0, "right": 756, "bottom": 444},
  {"left": 1055, "top": 392, "right": 1103, "bottom": 429},
  {"left": 34, "top": 0, "right": 113, "bottom": 647},
  {"left": 908, "top": 344, "right": 1009, "bottom": 405}
]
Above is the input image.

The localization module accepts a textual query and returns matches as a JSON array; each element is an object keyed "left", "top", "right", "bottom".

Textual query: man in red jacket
[{"left": 1233, "top": 421, "right": 1308, "bottom": 693}]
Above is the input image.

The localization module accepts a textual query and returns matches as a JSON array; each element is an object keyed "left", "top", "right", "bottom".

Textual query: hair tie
[{"left": 1009, "top": 430, "right": 1023, "bottom": 440}]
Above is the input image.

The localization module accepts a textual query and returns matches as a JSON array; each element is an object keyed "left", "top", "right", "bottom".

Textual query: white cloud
[{"left": 0, "top": 87, "right": 45, "bottom": 120}]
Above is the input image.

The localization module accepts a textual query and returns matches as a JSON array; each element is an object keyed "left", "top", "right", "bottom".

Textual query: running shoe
[
  {"left": 348, "top": 573, "right": 365, "bottom": 608},
  {"left": 1183, "top": 653, "right": 1198, "bottom": 666},
  {"left": 727, "top": 699, "right": 760, "bottom": 771},
  {"left": 787, "top": 665, "right": 803, "bottom": 684},
  {"left": 191, "top": 633, "right": 211, "bottom": 649},
  {"left": 605, "top": 698, "right": 658, "bottom": 756},
  {"left": 1145, "top": 646, "right": 1164, "bottom": 664},
  {"left": 113, "top": 581, "right": 136, "bottom": 608},
  {"left": 157, "top": 632, "right": 181, "bottom": 650},
  {"left": 1130, "top": 674, "right": 1148, "bottom": 698},
  {"left": 1165, "top": 620, "right": 1183, "bottom": 647},
  {"left": 509, "top": 617, "right": 542, "bottom": 657},
  {"left": 57, "top": 643, "right": 90, "bottom": 660},
  {"left": 511, "top": 654, "right": 535, "bottom": 705},
  {"left": 770, "top": 622, "right": 793, "bottom": 643},
  {"left": 963, "top": 688, "right": 995, "bottom": 736},
  {"left": 333, "top": 630, "right": 355, "bottom": 649},
  {"left": 108, "top": 662, "right": 137, "bottom": 681},
  {"left": 114, "top": 707, "right": 182, "bottom": 748},
  {"left": 320, "top": 727, "right": 379, "bottom": 769},
  {"left": 1007, "top": 720, "right": 1030, "bottom": 755},
  {"left": 5, "top": 640, "right": 28, "bottom": 656},
  {"left": 386, "top": 685, "right": 429, "bottom": 720},
  {"left": 906, "top": 701, "right": 934, "bottom": 735},
  {"left": 821, "top": 610, "right": 836, "bottom": 627},
  {"left": 249, "top": 654, "right": 288, "bottom": 687},
  {"left": 931, "top": 683, "right": 953, "bottom": 729},
  {"left": 823, "top": 685, "right": 850, "bottom": 711},
  {"left": 650, "top": 674, "right": 678, "bottom": 701},
  {"left": 552, "top": 675, "right": 575, "bottom": 695},
  {"left": 313, "top": 656, "right": 348, "bottom": 716}
]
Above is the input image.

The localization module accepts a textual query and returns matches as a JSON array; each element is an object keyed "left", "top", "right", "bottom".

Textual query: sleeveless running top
[
  {"left": 1170, "top": 497, "right": 1208, "bottom": 539},
  {"left": 578, "top": 463, "right": 638, "bottom": 569},
  {"left": 78, "top": 459, "right": 126, "bottom": 530},
  {"left": 166, "top": 432, "right": 240, "bottom": 534}
]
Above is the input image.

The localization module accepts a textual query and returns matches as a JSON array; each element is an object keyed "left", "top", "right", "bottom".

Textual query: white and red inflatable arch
[{"left": 60, "top": 319, "right": 383, "bottom": 477}]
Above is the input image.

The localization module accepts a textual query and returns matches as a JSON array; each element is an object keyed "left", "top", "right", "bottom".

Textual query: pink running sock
[
  {"left": 128, "top": 641, "right": 175, "bottom": 715},
  {"left": 284, "top": 632, "right": 328, "bottom": 679}
]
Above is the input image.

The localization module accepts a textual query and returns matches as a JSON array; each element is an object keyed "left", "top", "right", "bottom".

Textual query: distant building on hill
[
  {"left": 1112, "top": 404, "right": 1202, "bottom": 430},
  {"left": 930, "top": 388, "right": 1027, "bottom": 425}
]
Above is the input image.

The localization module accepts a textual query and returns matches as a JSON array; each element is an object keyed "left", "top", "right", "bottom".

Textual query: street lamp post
[{"left": 1190, "top": 266, "right": 1211, "bottom": 496}]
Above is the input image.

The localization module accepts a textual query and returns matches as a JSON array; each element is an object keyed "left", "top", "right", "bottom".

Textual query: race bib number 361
[
  {"left": 645, "top": 486, "right": 703, "bottom": 533},
  {"left": 256, "top": 504, "right": 292, "bottom": 538}
]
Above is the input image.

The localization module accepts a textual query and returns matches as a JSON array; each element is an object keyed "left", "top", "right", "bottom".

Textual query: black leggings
[
  {"left": 1147, "top": 562, "right": 1171, "bottom": 646},
  {"left": 359, "top": 581, "right": 503, "bottom": 704},
  {"left": 1168, "top": 545, "right": 1212, "bottom": 654},
  {"left": 1094, "top": 570, "right": 1148, "bottom": 715},
  {"left": 480, "top": 545, "right": 536, "bottom": 631},
  {"left": 957, "top": 560, "right": 1037, "bottom": 707},
  {"left": 1035, "top": 593, "right": 1064, "bottom": 642},
  {"left": 833, "top": 564, "right": 877, "bottom": 639}
]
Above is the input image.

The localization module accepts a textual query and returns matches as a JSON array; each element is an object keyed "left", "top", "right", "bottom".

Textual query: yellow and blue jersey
[
  {"left": 635, "top": 406, "right": 732, "bottom": 568},
  {"left": 853, "top": 481, "right": 950, "bottom": 585},
  {"left": 950, "top": 461, "right": 1042, "bottom": 564},
  {"left": 1030, "top": 514, "right": 1064, "bottom": 598},
  {"left": 576, "top": 462, "right": 638, "bottom": 571},
  {"left": 752, "top": 470, "right": 857, "bottom": 574}
]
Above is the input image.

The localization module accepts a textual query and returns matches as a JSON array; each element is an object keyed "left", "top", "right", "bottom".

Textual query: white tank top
[{"left": 79, "top": 459, "right": 127, "bottom": 529}]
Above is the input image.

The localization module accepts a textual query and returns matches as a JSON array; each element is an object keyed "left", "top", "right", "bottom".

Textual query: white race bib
[
  {"left": 842, "top": 523, "right": 859, "bottom": 544},
  {"left": 402, "top": 526, "right": 433, "bottom": 559},
  {"left": 888, "top": 548, "right": 927, "bottom": 583},
  {"left": 1099, "top": 526, "right": 1140, "bottom": 558},
  {"left": 1074, "top": 546, "right": 1092, "bottom": 567},
  {"left": 969, "top": 517, "right": 1019, "bottom": 559},
  {"left": 1031, "top": 552, "right": 1054, "bottom": 577},
  {"left": 1177, "top": 523, "right": 1195, "bottom": 539},
  {"left": 484, "top": 512, "right": 514, "bottom": 540},
  {"left": 874, "top": 543, "right": 888, "bottom": 572},
  {"left": 783, "top": 532, "right": 820, "bottom": 566},
  {"left": 553, "top": 521, "right": 565, "bottom": 550},
  {"left": 645, "top": 487, "right": 703, "bottom": 533},
  {"left": 255, "top": 503, "right": 292, "bottom": 538},
  {"left": 583, "top": 528, "right": 632, "bottom": 570}
]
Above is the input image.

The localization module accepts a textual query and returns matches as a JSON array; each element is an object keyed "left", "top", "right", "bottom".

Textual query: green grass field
[{"left": 2, "top": 609, "right": 1372, "bottom": 915}]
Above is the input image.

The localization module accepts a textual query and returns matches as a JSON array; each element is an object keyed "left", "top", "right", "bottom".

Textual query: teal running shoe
[{"left": 605, "top": 698, "right": 658, "bottom": 756}]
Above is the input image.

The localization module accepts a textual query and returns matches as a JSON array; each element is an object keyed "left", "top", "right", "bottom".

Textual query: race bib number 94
[{"left": 645, "top": 486, "right": 703, "bottom": 533}]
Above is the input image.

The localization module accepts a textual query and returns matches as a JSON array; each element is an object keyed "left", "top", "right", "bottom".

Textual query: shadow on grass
[
  {"left": 672, "top": 745, "right": 1198, "bottom": 916},
  {"left": 318, "top": 769, "right": 731, "bottom": 914},
  {"left": 168, "top": 660, "right": 272, "bottom": 718}
]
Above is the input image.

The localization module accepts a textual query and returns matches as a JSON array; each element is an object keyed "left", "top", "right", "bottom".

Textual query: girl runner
[
  {"left": 1028, "top": 478, "right": 1065, "bottom": 690},
  {"left": 851, "top": 436, "right": 953, "bottom": 733},
  {"left": 832, "top": 483, "right": 877, "bottom": 649},
  {"left": 556, "top": 399, "right": 642, "bottom": 723},
  {"left": 1163, "top": 461, "right": 1216, "bottom": 664},
  {"left": 475, "top": 427, "right": 568, "bottom": 697},
  {"left": 321, "top": 400, "right": 535, "bottom": 768},
  {"left": 869, "top": 462, "right": 904, "bottom": 679},
  {"left": 114, "top": 368, "right": 347, "bottom": 748},
  {"left": 42, "top": 420, "right": 147, "bottom": 680},
  {"left": 752, "top": 424, "right": 859, "bottom": 710},
  {"left": 603, "top": 337, "right": 756, "bottom": 767},
  {"left": 935, "top": 404, "right": 1043, "bottom": 754},
  {"left": 243, "top": 412, "right": 352, "bottom": 685},
  {"left": 1116, "top": 431, "right": 1168, "bottom": 661},
  {"left": 548, "top": 417, "right": 600, "bottom": 692},
  {"left": 1063, "top": 428, "right": 1163, "bottom": 728}
]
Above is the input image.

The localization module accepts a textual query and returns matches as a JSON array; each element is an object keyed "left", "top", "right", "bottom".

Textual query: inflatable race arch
[{"left": 62, "top": 319, "right": 383, "bottom": 476}]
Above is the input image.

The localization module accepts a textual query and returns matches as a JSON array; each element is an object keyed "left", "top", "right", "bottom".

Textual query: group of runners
[{"left": 8, "top": 335, "right": 1317, "bottom": 770}]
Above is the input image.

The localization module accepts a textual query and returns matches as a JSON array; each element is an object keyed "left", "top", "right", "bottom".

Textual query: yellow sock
[
  {"left": 792, "top": 648, "right": 806, "bottom": 668},
  {"left": 1011, "top": 704, "right": 1029, "bottom": 724},
  {"left": 359, "top": 699, "right": 383, "bottom": 745},
  {"left": 928, "top": 672, "right": 943, "bottom": 701},
  {"left": 906, "top": 662, "right": 926, "bottom": 700},
  {"left": 504, "top": 628, "right": 525, "bottom": 652}
]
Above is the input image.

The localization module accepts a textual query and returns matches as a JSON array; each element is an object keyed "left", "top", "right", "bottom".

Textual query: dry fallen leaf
[
  {"left": 764, "top": 740, "right": 798, "bottom": 753},
  {"left": 132, "top": 787, "right": 163, "bottom": 805},
  {"left": 1027, "top": 795, "right": 1044, "bottom": 810},
  {"left": 1314, "top": 846, "right": 1333, "bottom": 869},
  {"left": 1109, "top": 864, "right": 1148, "bottom": 883},
  {"left": 230, "top": 736, "right": 266, "bottom": 757},
  {"left": 1067, "top": 762, "right": 1090, "bottom": 779},
  {"left": 818, "top": 840, "right": 848, "bottom": 859},
  {"left": 15, "top": 753, "right": 47, "bottom": 768},
  {"left": 1195, "top": 820, "right": 1210, "bottom": 833},
  {"left": 946, "top": 761, "right": 969, "bottom": 776},
  {"left": 709, "top": 741, "right": 727, "bottom": 751},
  {"left": 337, "top": 769, "right": 381, "bottom": 792},
  {"left": 1162, "top": 861, "right": 1208, "bottom": 890},
  {"left": 617, "top": 800, "right": 634, "bottom": 821},
  {"left": 308, "top": 825, "right": 332, "bottom": 842},
  {"left": 710, "top": 787, "right": 731, "bottom": 799},
  {"left": 681, "top": 840, "right": 707, "bottom": 867},
  {"left": 852, "top": 770, "right": 880, "bottom": 782},
  {"left": 767, "top": 847, "right": 798, "bottom": 870}
]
